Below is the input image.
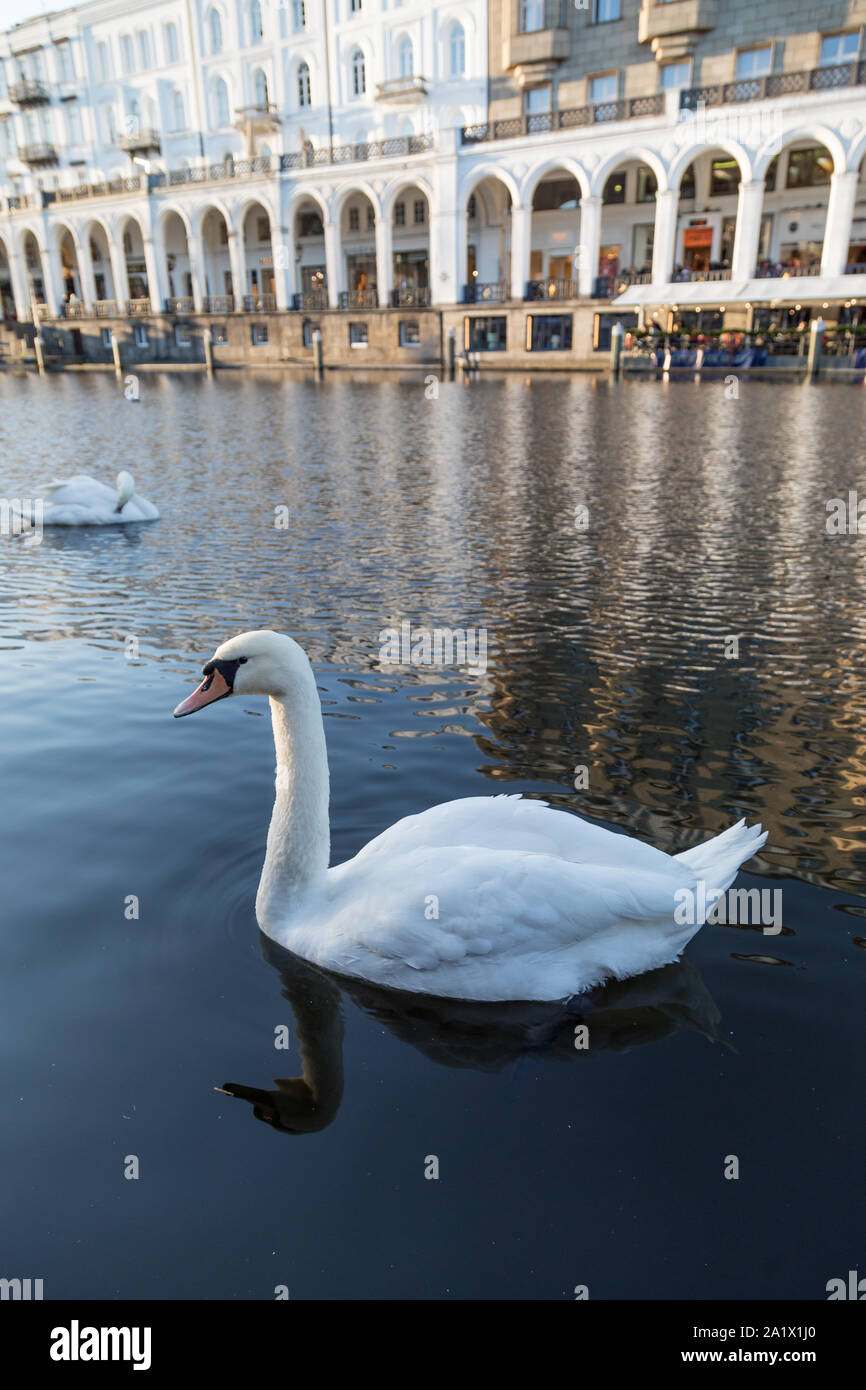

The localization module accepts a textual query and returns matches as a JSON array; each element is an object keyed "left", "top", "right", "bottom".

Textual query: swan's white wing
[
  {"left": 286, "top": 843, "right": 697, "bottom": 1000},
  {"left": 351, "top": 794, "right": 674, "bottom": 876},
  {"left": 40, "top": 475, "right": 117, "bottom": 510},
  {"left": 121, "top": 494, "right": 159, "bottom": 520}
]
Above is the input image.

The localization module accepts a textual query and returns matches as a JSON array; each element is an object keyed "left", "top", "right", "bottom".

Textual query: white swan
[
  {"left": 174, "top": 630, "right": 768, "bottom": 1002},
  {"left": 29, "top": 470, "right": 158, "bottom": 525}
]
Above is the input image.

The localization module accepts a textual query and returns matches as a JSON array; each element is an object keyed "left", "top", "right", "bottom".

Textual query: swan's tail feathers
[{"left": 674, "top": 819, "right": 768, "bottom": 894}]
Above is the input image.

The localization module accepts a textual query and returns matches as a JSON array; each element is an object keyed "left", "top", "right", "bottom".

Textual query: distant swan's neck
[{"left": 256, "top": 679, "right": 330, "bottom": 920}]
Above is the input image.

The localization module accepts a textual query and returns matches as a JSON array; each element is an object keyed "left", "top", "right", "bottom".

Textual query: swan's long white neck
[{"left": 255, "top": 669, "right": 330, "bottom": 922}]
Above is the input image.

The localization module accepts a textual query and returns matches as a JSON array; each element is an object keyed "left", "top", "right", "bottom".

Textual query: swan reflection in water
[{"left": 219, "top": 933, "right": 725, "bottom": 1136}]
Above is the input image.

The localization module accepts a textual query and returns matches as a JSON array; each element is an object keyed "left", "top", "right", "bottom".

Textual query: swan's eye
[{"left": 238, "top": 657, "right": 248, "bottom": 664}]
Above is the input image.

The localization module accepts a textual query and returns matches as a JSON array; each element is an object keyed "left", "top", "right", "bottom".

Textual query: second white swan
[{"left": 174, "top": 630, "right": 767, "bottom": 1002}]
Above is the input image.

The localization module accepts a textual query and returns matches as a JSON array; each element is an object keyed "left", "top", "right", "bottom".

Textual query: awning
[{"left": 611, "top": 275, "right": 866, "bottom": 309}]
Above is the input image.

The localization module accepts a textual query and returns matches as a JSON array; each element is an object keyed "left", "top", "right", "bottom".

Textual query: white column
[
  {"left": 509, "top": 203, "right": 530, "bottom": 301},
  {"left": 731, "top": 180, "right": 765, "bottom": 280},
  {"left": 39, "top": 238, "right": 64, "bottom": 317},
  {"left": 821, "top": 170, "right": 859, "bottom": 277},
  {"left": 273, "top": 225, "right": 292, "bottom": 310},
  {"left": 109, "top": 241, "right": 129, "bottom": 308},
  {"left": 430, "top": 211, "right": 457, "bottom": 306},
  {"left": 75, "top": 236, "right": 97, "bottom": 311},
  {"left": 323, "top": 218, "right": 340, "bottom": 307},
  {"left": 578, "top": 195, "right": 602, "bottom": 296},
  {"left": 188, "top": 229, "right": 206, "bottom": 311},
  {"left": 7, "top": 248, "right": 30, "bottom": 319},
  {"left": 375, "top": 213, "right": 392, "bottom": 307},
  {"left": 651, "top": 188, "right": 679, "bottom": 283},
  {"left": 457, "top": 205, "right": 468, "bottom": 300},
  {"left": 143, "top": 234, "right": 166, "bottom": 311},
  {"left": 227, "top": 229, "right": 245, "bottom": 307}
]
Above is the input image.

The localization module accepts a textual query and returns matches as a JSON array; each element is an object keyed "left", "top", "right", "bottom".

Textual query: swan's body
[
  {"left": 27, "top": 470, "right": 158, "bottom": 525},
  {"left": 174, "top": 631, "right": 767, "bottom": 1002}
]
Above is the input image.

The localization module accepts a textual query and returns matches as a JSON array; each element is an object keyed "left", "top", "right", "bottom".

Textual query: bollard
[
  {"left": 34, "top": 335, "right": 46, "bottom": 376},
  {"left": 203, "top": 327, "right": 214, "bottom": 377},
  {"left": 609, "top": 320, "right": 624, "bottom": 377},
  {"left": 312, "top": 327, "right": 323, "bottom": 379},
  {"left": 695, "top": 346, "right": 705, "bottom": 373},
  {"left": 111, "top": 330, "right": 122, "bottom": 380},
  {"left": 807, "top": 317, "right": 825, "bottom": 381},
  {"left": 447, "top": 327, "right": 456, "bottom": 381}
]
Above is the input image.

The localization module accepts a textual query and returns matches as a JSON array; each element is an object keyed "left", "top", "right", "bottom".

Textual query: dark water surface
[{"left": 1, "top": 371, "right": 864, "bottom": 1300}]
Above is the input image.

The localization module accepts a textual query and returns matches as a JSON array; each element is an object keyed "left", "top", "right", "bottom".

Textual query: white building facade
[{"left": 0, "top": 0, "right": 865, "bottom": 332}]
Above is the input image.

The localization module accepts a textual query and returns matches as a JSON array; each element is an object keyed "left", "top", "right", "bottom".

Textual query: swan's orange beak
[{"left": 173, "top": 667, "right": 232, "bottom": 718}]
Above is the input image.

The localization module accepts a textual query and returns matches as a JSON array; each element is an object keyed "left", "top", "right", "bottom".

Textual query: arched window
[
  {"left": 450, "top": 24, "right": 465, "bottom": 78},
  {"left": 254, "top": 68, "right": 269, "bottom": 107},
  {"left": 250, "top": 0, "right": 263, "bottom": 42},
  {"left": 173, "top": 90, "right": 186, "bottom": 130},
  {"left": 298, "top": 61, "right": 311, "bottom": 108},
  {"left": 351, "top": 48, "right": 365, "bottom": 97},
  {"left": 398, "top": 37, "right": 413, "bottom": 78},
  {"left": 214, "top": 77, "right": 230, "bottom": 126},
  {"left": 209, "top": 9, "right": 222, "bottom": 54}
]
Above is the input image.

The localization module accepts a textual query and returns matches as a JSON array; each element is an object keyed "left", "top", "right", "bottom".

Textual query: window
[
  {"left": 394, "top": 201, "right": 405, "bottom": 227},
  {"left": 251, "top": 323, "right": 269, "bottom": 345},
  {"left": 348, "top": 206, "right": 360, "bottom": 231},
  {"left": 524, "top": 85, "right": 551, "bottom": 115},
  {"left": 255, "top": 69, "right": 269, "bottom": 107},
  {"left": 659, "top": 60, "right": 691, "bottom": 91},
  {"left": 138, "top": 31, "right": 151, "bottom": 70},
  {"left": 589, "top": 73, "right": 618, "bottom": 104},
  {"left": 349, "top": 321, "right": 368, "bottom": 347},
  {"left": 466, "top": 316, "right": 506, "bottom": 351},
  {"left": 105, "top": 106, "right": 117, "bottom": 143},
  {"left": 134, "top": 324, "right": 148, "bottom": 347},
  {"left": 735, "top": 46, "right": 772, "bottom": 80},
  {"left": 165, "top": 23, "right": 180, "bottom": 63},
  {"left": 350, "top": 0, "right": 362, "bottom": 11},
  {"left": 596, "top": 0, "right": 620, "bottom": 20},
  {"left": 299, "top": 211, "right": 323, "bottom": 236},
  {"left": 56, "top": 42, "right": 73, "bottom": 80},
  {"left": 120, "top": 35, "right": 134, "bottom": 74},
  {"left": 298, "top": 61, "right": 311, "bottom": 107},
  {"left": 593, "top": 312, "right": 636, "bottom": 351},
  {"left": 636, "top": 167, "right": 657, "bottom": 202},
  {"left": 821, "top": 32, "right": 860, "bottom": 66},
  {"left": 399, "top": 320, "right": 420, "bottom": 346},
  {"left": 211, "top": 323, "right": 228, "bottom": 344},
  {"left": 97, "top": 43, "right": 110, "bottom": 80},
  {"left": 631, "top": 223, "right": 653, "bottom": 270},
  {"left": 66, "top": 106, "right": 82, "bottom": 144},
  {"left": 679, "top": 163, "right": 696, "bottom": 199},
  {"left": 293, "top": 0, "right": 306, "bottom": 30},
  {"left": 101, "top": 327, "right": 113, "bottom": 348},
  {"left": 709, "top": 157, "right": 741, "bottom": 196},
  {"left": 785, "top": 146, "right": 833, "bottom": 188},
  {"left": 175, "top": 324, "right": 191, "bottom": 347},
  {"left": 366, "top": 206, "right": 375, "bottom": 229},
  {"left": 250, "top": 0, "right": 263, "bottom": 42},
  {"left": 467, "top": 194, "right": 477, "bottom": 220},
  {"left": 518, "top": 0, "right": 544, "bottom": 33},
  {"left": 352, "top": 48, "right": 366, "bottom": 97},
  {"left": 764, "top": 155, "right": 778, "bottom": 191},
  {"left": 528, "top": 314, "right": 572, "bottom": 350},
  {"left": 303, "top": 320, "right": 319, "bottom": 347},
  {"left": 602, "top": 171, "right": 626, "bottom": 204},
  {"left": 254, "top": 216, "right": 268, "bottom": 242},
  {"left": 450, "top": 24, "right": 465, "bottom": 78},
  {"left": 413, "top": 198, "right": 426, "bottom": 225},
  {"left": 214, "top": 78, "right": 230, "bottom": 126},
  {"left": 209, "top": 10, "right": 222, "bottom": 54},
  {"left": 398, "top": 37, "right": 414, "bottom": 78},
  {"left": 173, "top": 91, "right": 186, "bottom": 130}
]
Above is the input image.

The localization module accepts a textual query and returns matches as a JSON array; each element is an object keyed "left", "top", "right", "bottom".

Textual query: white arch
[
  {"left": 590, "top": 145, "right": 670, "bottom": 198},
  {"left": 192, "top": 197, "right": 233, "bottom": 239},
  {"left": 381, "top": 173, "right": 434, "bottom": 219},
  {"left": 521, "top": 156, "right": 591, "bottom": 207},
  {"left": 753, "top": 123, "right": 847, "bottom": 181},
  {"left": 667, "top": 139, "right": 752, "bottom": 194},
  {"left": 332, "top": 180, "right": 381, "bottom": 221},
  {"left": 460, "top": 162, "right": 520, "bottom": 210}
]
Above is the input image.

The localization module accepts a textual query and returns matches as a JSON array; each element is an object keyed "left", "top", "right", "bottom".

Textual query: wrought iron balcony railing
[
  {"left": 339, "top": 289, "right": 379, "bottom": 308},
  {"left": 242, "top": 293, "right": 276, "bottom": 311},
  {"left": 679, "top": 60, "right": 866, "bottom": 109},
  {"left": 9, "top": 79, "right": 49, "bottom": 104},
  {"left": 525, "top": 278, "right": 579, "bottom": 301},
  {"left": 165, "top": 296, "right": 194, "bottom": 313},
  {"left": 390, "top": 286, "right": 431, "bottom": 307},
  {"left": 462, "top": 281, "right": 510, "bottom": 303}
]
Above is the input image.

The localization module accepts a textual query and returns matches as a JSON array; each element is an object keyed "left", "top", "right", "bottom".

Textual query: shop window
[
  {"left": 785, "top": 147, "right": 833, "bottom": 188},
  {"left": 709, "top": 158, "right": 741, "bottom": 197},
  {"left": 465, "top": 316, "right": 506, "bottom": 351},
  {"left": 636, "top": 168, "right": 657, "bottom": 203},
  {"left": 602, "top": 171, "right": 626, "bottom": 204},
  {"left": 527, "top": 315, "right": 572, "bottom": 351}
]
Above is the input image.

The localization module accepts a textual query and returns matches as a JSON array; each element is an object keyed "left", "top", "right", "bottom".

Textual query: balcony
[
  {"left": 233, "top": 102, "right": 281, "bottom": 134},
  {"left": 391, "top": 286, "right": 431, "bottom": 307},
  {"left": 638, "top": 0, "right": 716, "bottom": 59},
  {"left": 165, "top": 296, "right": 194, "bottom": 314},
  {"left": 375, "top": 76, "right": 429, "bottom": 104},
  {"left": 202, "top": 295, "right": 235, "bottom": 313},
  {"left": 242, "top": 293, "right": 276, "bottom": 311},
  {"left": 506, "top": 2, "right": 570, "bottom": 84},
  {"left": 463, "top": 95, "right": 664, "bottom": 143},
  {"left": 680, "top": 61, "right": 866, "bottom": 108},
  {"left": 119, "top": 128, "right": 161, "bottom": 156},
  {"left": 8, "top": 79, "right": 50, "bottom": 105},
  {"left": 293, "top": 290, "right": 329, "bottom": 311},
  {"left": 339, "top": 289, "right": 379, "bottom": 308},
  {"left": 19, "top": 142, "right": 58, "bottom": 167},
  {"left": 462, "top": 281, "right": 510, "bottom": 303},
  {"left": 127, "top": 299, "right": 151, "bottom": 315},
  {"left": 525, "top": 278, "right": 579, "bottom": 301}
]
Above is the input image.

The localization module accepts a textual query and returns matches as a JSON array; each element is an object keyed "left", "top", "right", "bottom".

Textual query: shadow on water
[{"left": 220, "top": 932, "right": 724, "bottom": 1136}]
